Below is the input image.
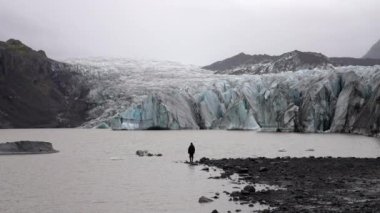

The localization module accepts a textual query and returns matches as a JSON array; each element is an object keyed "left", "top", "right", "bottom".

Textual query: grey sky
[{"left": 0, "top": 0, "right": 379, "bottom": 65}]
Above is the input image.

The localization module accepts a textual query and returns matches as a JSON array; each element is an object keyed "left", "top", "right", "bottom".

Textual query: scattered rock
[
  {"left": 198, "top": 196, "right": 213, "bottom": 203},
  {"left": 200, "top": 157, "right": 380, "bottom": 211},
  {"left": 202, "top": 167, "right": 210, "bottom": 172},
  {"left": 220, "top": 172, "right": 229, "bottom": 178},
  {"left": 199, "top": 157, "right": 210, "bottom": 163},
  {"left": 305, "top": 148, "right": 315, "bottom": 152},
  {"left": 278, "top": 149, "right": 287, "bottom": 152},
  {"left": 136, "top": 150, "right": 148, "bottom": 156},
  {"left": 211, "top": 210, "right": 218, "bottom": 213},
  {"left": 136, "top": 150, "right": 162, "bottom": 157},
  {"left": 241, "top": 190, "right": 250, "bottom": 195},
  {"left": 259, "top": 167, "right": 268, "bottom": 172},
  {"left": 243, "top": 185, "right": 256, "bottom": 193},
  {"left": 236, "top": 166, "right": 249, "bottom": 173}
]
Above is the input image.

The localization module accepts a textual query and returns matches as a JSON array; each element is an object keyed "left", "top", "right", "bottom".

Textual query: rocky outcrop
[
  {"left": 363, "top": 39, "right": 380, "bottom": 59},
  {"left": 0, "top": 39, "right": 89, "bottom": 128},
  {"left": 0, "top": 141, "right": 58, "bottom": 154}
]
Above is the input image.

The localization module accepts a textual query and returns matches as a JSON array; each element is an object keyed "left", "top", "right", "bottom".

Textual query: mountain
[
  {"left": 203, "top": 50, "right": 333, "bottom": 74},
  {"left": 203, "top": 53, "right": 276, "bottom": 72},
  {"left": 0, "top": 39, "right": 89, "bottom": 128},
  {"left": 204, "top": 50, "right": 380, "bottom": 74},
  {"left": 363, "top": 39, "right": 380, "bottom": 59}
]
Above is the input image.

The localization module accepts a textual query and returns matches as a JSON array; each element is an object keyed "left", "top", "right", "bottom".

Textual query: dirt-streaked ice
[{"left": 67, "top": 58, "right": 380, "bottom": 136}]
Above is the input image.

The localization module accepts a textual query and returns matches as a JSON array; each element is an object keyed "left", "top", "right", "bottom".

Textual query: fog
[{"left": 0, "top": 0, "right": 379, "bottom": 65}]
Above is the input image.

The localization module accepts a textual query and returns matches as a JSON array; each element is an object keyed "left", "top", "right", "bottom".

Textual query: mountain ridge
[
  {"left": 0, "top": 39, "right": 89, "bottom": 128},
  {"left": 204, "top": 50, "right": 380, "bottom": 74}
]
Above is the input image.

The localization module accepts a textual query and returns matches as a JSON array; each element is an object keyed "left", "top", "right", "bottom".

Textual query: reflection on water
[{"left": 0, "top": 129, "right": 379, "bottom": 213}]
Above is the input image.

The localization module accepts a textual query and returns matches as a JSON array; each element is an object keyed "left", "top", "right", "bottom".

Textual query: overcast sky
[{"left": 0, "top": 0, "right": 379, "bottom": 65}]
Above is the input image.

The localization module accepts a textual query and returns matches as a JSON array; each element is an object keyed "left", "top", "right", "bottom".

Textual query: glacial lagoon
[{"left": 0, "top": 129, "right": 379, "bottom": 213}]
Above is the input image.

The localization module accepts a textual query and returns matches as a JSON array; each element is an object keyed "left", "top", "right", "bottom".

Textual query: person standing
[{"left": 188, "top": 142, "right": 195, "bottom": 163}]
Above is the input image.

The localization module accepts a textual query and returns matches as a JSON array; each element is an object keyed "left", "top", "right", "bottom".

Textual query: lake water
[{"left": 0, "top": 129, "right": 379, "bottom": 213}]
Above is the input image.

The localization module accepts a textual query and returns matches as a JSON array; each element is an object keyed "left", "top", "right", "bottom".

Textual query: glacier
[{"left": 66, "top": 58, "right": 380, "bottom": 136}]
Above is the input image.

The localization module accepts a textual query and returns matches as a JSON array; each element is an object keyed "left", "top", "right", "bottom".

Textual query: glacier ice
[{"left": 66, "top": 58, "right": 380, "bottom": 136}]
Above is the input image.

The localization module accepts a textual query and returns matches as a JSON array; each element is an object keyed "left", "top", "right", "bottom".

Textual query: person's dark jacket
[{"left": 188, "top": 144, "right": 195, "bottom": 155}]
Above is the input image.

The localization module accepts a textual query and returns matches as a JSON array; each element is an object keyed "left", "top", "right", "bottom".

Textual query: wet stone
[
  {"left": 198, "top": 196, "right": 213, "bottom": 203},
  {"left": 243, "top": 185, "right": 256, "bottom": 193},
  {"left": 236, "top": 166, "right": 249, "bottom": 173}
]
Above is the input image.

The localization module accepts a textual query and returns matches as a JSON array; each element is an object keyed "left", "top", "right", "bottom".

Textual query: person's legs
[{"left": 190, "top": 154, "right": 194, "bottom": 163}]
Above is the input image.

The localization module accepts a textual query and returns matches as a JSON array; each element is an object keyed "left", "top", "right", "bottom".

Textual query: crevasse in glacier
[{"left": 67, "top": 58, "right": 380, "bottom": 136}]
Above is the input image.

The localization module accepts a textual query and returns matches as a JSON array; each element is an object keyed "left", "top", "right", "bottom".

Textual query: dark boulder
[
  {"left": 236, "top": 166, "right": 249, "bottom": 173},
  {"left": 243, "top": 185, "right": 256, "bottom": 193},
  {"left": 199, "top": 196, "right": 213, "bottom": 203},
  {"left": 136, "top": 150, "right": 162, "bottom": 157}
]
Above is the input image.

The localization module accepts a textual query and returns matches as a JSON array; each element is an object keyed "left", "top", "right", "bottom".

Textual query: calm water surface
[{"left": 0, "top": 129, "right": 379, "bottom": 213}]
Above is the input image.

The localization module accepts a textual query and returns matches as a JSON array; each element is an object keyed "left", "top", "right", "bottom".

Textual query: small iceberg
[{"left": 0, "top": 141, "right": 58, "bottom": 155}]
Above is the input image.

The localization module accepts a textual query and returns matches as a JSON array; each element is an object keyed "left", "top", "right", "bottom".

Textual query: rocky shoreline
[{"left": 199, "top": 157, "right": 380, "bottom": 212}]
